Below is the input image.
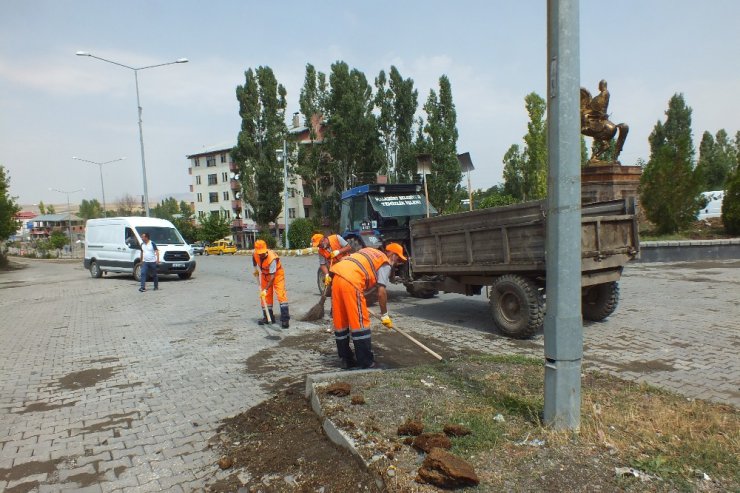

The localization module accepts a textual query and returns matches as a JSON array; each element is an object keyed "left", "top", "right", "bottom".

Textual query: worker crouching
[
  {"left": 312, "top": 233, "right": 352, "bottom": 288},
  {"left": 329, "top": 242, "right": 407, "bottom": 369},
  {"left": 252, "top": 239, "right": 290, "bottom": 328}
]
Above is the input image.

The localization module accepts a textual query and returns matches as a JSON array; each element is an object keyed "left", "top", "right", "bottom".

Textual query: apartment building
[{"left": 186, "top": 143, "right": 307, "bottom": 249}]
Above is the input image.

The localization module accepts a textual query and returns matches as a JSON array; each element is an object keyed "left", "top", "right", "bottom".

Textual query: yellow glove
[
  {"left": 260, "top": 289, "right": 267, "bottom": 299},
  {"left": 324, "top": 274, "right": 332, "bottom": 286},
  {"left": 331, "top": 249, "right": 340, "bottom": 258},
  {"left": 252, "top": 268, "right": 259, "bottom": 278},
  {"left": 381, "top": 314, "right": 393, "bottom": 329}
]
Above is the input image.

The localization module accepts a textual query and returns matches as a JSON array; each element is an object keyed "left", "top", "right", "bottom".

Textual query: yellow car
[{"left": 205, "top": 240, "right": 237, "bottom": 255}]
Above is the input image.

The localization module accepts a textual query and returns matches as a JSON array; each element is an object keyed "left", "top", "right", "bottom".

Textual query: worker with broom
[
  {"left": 252, "top": 239, "right": 290, "bottom": 329},
  {"left": 312, "top": 233, "right": 352, "bottom": 289},
  {"left": 329, "top": 242, "right": 407, "bottom": 369}
]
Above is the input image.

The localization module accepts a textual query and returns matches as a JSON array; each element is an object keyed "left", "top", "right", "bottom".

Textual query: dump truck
[
  {"left": 332, "top": 183, "right": 640, "bottom": 339},
  {"left": 407, "top": 198, "right": 639, "bottom": 338}
]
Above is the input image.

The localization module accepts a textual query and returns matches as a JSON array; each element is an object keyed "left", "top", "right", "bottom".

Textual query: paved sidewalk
[{"left": 1, "top": 257, "right": 737, "bottom": 492}]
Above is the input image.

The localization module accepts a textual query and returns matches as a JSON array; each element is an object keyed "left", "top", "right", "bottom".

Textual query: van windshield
[{"left": 135, "top": 227, "right": 185, "bottom": 246}]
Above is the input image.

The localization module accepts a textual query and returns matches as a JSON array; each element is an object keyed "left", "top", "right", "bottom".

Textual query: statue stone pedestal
[{"left": 581, "top": 163, "right": 642, "bottom": 204}]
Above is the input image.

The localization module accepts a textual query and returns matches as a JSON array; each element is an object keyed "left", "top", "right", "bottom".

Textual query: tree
[
  {"left": 49, "top": 230, "right": 68, "bottom": 251},
  {"left": 78, "top": 199, "right": 103, "bottom": 220},
  {"left": 325, "top": 61, "right": 383, "bottom": 189},
  {"left": 423, "top": 75, "right": 461, "bottom": 213},
  {"left": 722, "top": 164, "right": 740, "bottom": 235},
  {"left": 296, "top": 64, "right": 332, "bottom": 225},
  {"left": 696, "top": 129, "right": 735, "bottom": 190},
  {"left": 38, "top": 201, "right": 46, "bottom": 214},
  {"left": 375, "top": 66, "right": 419, "bottom": 182},
  {"left": 47, "top": 204, "right": 56, "bottom": 214},
  {"left": 151, "top": 197, "right": 181, "bottom": 220},
  {"left": 502, "top": 92, "right": 548, "bottom": 201},
  {"left": 639, "top": 94, "right": 703, "bottom": 234},
  {"left": 473, "top": 185, "right": 517, "bottom": 209},
  {"left": 198, "top": 212, "right": 231, "bottom": 243},
  {"left": 0, "top": 166, "right": 21, "bottom": 258},
  {"left": 115, "top": 194, "right": 140, "bottom": 216},
  {"left": 233, "top": 66, "right": 287, "bottom": 233}
]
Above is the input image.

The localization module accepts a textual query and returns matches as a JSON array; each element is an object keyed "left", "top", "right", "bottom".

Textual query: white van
[
  {"left": 84, "top": 217, "right": 196, "bottom": 280},
  {"left": 697, "top": 191, "right": 724, "bottom": 220}
]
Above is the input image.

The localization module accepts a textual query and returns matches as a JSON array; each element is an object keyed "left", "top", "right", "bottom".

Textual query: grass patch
[{"left": 337, "top": 356, "right": 738, "bottom": 491}]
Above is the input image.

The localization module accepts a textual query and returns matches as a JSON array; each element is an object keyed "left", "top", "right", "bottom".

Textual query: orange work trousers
[
  {"left": 261, "top": 268, "right": 288, "bottom": 307},
  {"left": 331, "top": 275, "right": 370, "bottom": 331}
]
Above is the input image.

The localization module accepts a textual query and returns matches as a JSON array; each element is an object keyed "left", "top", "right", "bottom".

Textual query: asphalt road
[{"left": 1, "top": 255, "right": 738, "bottom": 492}]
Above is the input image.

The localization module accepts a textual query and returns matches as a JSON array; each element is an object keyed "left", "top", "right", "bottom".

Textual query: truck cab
[{"left": 339, "top": 183, "right": 437, "bottom": 251}]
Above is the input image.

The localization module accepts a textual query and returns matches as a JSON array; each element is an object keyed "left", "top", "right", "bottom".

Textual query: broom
[{"left": 300, "top": 282, "right": 328, "bottom": 321}]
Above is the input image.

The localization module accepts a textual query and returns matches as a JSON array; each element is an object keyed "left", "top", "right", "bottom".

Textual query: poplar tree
[
  {"left": 423, "top": 75, "right": 461, "bottom": 213},
  {"left": 0, "top": 165, "right": 20, "bottom": 244},
  {"left": 696, "top": 129, "right": 736, "bottom": 190},
  {"left": 232, "top": 67, "right": 288, "bottom": 232},
  {"left": 375, "top": 66, "right": 418, "bottom": 182},
  {"left": 639, "top": 94, "right": 703, "bottom": 234},
  {"left": 502, "top": 92, "right": 548, "bottom": 201}
]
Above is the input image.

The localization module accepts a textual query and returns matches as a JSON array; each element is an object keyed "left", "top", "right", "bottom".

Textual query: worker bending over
[
  {"left": 329, "top": 242, "right": 407, "bottom": 369},
  {"left": 312, "top": 233, "right": 353, "bottom": 288}
]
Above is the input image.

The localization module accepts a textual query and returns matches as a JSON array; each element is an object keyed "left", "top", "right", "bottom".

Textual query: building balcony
[
  {"left": 230, "top": 179, "right": 241, "bottom": 191},
  {"left": 231, "top": 200, "right": 242, "bottom": 212},
  {"left": 231, "top": 219, "right": 244, "bottom": 230},
  {"left": 303, "top": 196, "right": 312, "bottom": 206},
  {"left": 229, "top": 161, "right": 239, "bottom": 173}
]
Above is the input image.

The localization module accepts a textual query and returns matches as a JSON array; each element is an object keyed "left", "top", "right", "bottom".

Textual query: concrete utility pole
[{"left": 544, "top": 0, "right": 582, "bottom": 430}]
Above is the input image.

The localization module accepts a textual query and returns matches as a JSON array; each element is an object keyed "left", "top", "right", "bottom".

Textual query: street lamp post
[
  {"left": 75, "top": 51, "right": 188, "bottom": 217},
  {"left": 72, "top": 156, "right": 126, "bottom": 216},
  {"left": 276, "top": 140, "right": 290, "bottom": 249},
  {"left": 49, "top": 187, "right": 84, "bottom": 257}
]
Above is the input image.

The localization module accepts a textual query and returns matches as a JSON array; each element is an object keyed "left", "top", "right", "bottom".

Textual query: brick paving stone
[{"left": 1, "top": 257, "right": 737, "bottom": 491}]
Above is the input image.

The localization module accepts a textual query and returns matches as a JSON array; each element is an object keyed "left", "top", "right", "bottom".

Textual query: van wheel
[
  {"left": 178, "top": 273, "right": 192, "bottom": 280},
  {"left": 89, "top": 261, "right": 103, "bottom": 279},
  {"left": 133, "top": 263, "right": 142, "bottom": 282}
]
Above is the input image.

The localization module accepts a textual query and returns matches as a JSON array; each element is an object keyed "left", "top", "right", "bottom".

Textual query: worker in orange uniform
[
  {"left": 329, "top": 242, "right": 407, "bottom": 369},
  {"left": 312, "top": 233, "right": 353, "bottom": 289},
  {"left": 252, "top": 239, "right": 290, "bottom": 328}
]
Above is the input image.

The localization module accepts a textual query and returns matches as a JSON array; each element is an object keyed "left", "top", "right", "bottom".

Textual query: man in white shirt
[{"left": 139, "top": 233, "right": 159, "bottom": 292}]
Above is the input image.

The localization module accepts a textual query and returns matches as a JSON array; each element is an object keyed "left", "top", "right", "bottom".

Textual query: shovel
[
  {"left": 370, "top": 312, "right": 443, "bottom": 361},
  {"left": 257, "top": 273, "right": 272, "bottom": 324}
]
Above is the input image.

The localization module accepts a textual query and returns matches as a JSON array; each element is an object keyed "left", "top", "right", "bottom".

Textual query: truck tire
[
  {"left": 348, "top": 237, "right": 363, "bottom": 252},
  {"left": 582, "top": 282, "right": 619, "bottom": 321},
  {"left": 89, "top": 260, "right": 102, "bottom": 279},
  {"left": 133, "top": 263, "right": 142, "bottom": 282},
  {"left": 490, "top": 275, "right": 544, "bottom": 339},
  {"left": 316, "top": 267, "right": 332, "bottom": 298},
  {"left": 405, "top": 285, "right": 437, "bottom": 299}
]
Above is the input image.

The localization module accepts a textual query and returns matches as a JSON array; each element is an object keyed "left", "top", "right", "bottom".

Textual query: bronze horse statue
[{"left": 580, "top": 80, "right": 628, "bottom": 164}]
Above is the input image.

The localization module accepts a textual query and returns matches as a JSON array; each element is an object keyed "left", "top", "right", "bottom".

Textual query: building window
[
  {"left": 197, "top": 193, "right": 202, "bottom": 202},
  {"left": 198, "top": 211, "right": 205, "bottom": 218},
  {"left": 209, "top": 192, "right": 218, "bottom": 203},
  {"left": 208, "top": 174, "right": 217, "bottom": 185},
  {"left": 223, "top": 191, "right": 229, "bottom": 201},
  {"left": 206, "top": 157, "right": 216, "bottom": 167},
  {"left": 210, "top": 210, "right": 219, "bottom": 217},
  {"left": 223, "top": 210, "right": 231, "bottom": 219},
  {"left": 221, "top": 172, "right": 228, "bottom": 182},
  {"left": 289, "top": 188, "right": 296, "bottom": 198},
  {"left": 221, "top": 153, "right": 227, "bottom": 163},
  {"left": 196, "top": 175, "right": 201, "bottom": 185},
  {"left": 289, "top": 208, "right": 296, "bottom": 219},
  {"left": 193, "top": 157, "right": 200, "bottom": 167}
]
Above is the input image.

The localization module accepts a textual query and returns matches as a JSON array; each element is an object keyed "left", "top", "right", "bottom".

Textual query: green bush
[
  {"left": 256, "top": 232, "right": 277, "bottom": 249},
  {"left": 287, "top": 218, "right": 316, "bottom": 249},
  {"left": 722, "top": 166, "right": 740, "bottom": 235}
]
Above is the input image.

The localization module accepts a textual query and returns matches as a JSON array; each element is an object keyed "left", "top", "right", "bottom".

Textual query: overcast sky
[{"left": 2, "top": 0, "right": 739, "bottom": 208}]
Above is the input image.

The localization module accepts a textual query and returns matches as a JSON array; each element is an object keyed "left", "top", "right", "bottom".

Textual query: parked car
[
  {"left": 697, "top": 191, "right": 724, "bottom": 220},
  {"left": 191, "top": 242, "right": 205, "bottom": 255},
  {"left": 205, "top": 240, "right": 237, "bottom": 255}
]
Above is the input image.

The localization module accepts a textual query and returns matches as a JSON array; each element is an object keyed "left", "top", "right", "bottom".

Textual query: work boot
[
  {"left": 352, "top": 336, "right": 375, "bottom": 369},
  {"left": 280, "top": 305, "right": 290, "bottom": 329},
  {"left": 258, "top": 309, "right": 275, "bottom": 325}
]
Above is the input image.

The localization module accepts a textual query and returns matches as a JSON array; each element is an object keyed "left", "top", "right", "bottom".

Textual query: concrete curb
[
  {"left": 637, "top": 238, "right": 740, "bottom": 263},
  {"left": 304, "top": 370, "right": 381, "bottom": 466}
]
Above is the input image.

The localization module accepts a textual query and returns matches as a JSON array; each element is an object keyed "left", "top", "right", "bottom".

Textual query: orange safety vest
[
  {"left": 253, "top": 250, "right": 282, "bottom": 276},
  {"left": 319, "top": 234, "right": 349, "bottom": 265},
  {"left": 330, "top": 248, "right": 388, "bottom": 291}
]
